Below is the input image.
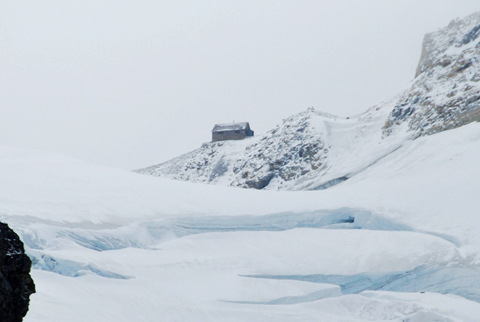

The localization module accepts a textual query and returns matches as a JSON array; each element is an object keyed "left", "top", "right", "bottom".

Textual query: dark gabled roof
[{"left": 212, "top": 122, "right": 250, "bottom": 133}]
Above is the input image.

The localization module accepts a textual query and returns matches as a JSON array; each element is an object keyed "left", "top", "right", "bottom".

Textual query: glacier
[{"left": 2, "top": 119, "right": 477, "bottom": 322}]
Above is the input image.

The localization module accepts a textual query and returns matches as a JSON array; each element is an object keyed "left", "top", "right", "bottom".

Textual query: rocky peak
[
  {"left": 416, "top": 12, "right": 480, "bottom": 78},
  {"left": 384, "top": 11, "right": 480, "bottom": 139}
]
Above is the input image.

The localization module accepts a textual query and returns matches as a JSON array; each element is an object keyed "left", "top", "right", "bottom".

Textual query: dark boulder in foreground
[{"left": 0, "top": 223, "right": 35, "bottom": 322}]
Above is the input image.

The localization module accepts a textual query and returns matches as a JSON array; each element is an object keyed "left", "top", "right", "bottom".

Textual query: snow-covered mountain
[
  {"left": 4, "top": 11, "right": 480, "bottom": 322},
  {"left": 383, "top": 11, "right": 480, "bottom": 138},
  {"left": 137, "top": 12, "right": 480, "bottom": 191}
]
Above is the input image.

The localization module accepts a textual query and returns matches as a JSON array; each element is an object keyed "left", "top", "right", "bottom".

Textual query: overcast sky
[{"left": 1, "top": 1, "right": 480, "bottom": 170}]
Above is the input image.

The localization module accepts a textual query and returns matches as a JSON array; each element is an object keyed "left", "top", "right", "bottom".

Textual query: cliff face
[
  {"left": 137, "top": 12, "right": 480, "bottom": 190},
  {"left": 383, "top": 12, "right": 480, "bottom": 138},
  {"left": 0, "top": 223, "right": 35, "bottom": 322}
]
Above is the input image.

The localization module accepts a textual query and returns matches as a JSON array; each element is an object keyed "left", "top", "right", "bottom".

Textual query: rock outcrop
[
  {"left": 135, "top": 108, "right": 331, "bottom": 190},
  {"left": 230, "top": 108, "right": 329, "bottom": 189},
  {"left": 383, "top": 12, "right": 480, "bottom": 138},
  {"left": 0, "top": 223, "right": 35, "bottom": 322}
]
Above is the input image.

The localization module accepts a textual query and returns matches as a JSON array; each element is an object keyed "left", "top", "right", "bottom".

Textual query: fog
[{"left": 1, "top": 1, "right": 479, "bottom": 169}]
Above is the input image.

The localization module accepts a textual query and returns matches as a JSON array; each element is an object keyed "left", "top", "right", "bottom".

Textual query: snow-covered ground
[{"left": 0, "top": 119, "right": 477, "bottom": 321}]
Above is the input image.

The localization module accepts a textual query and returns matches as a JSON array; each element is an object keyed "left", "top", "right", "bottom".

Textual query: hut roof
[{"left": 212, "top": 122, "right": 250, "bottom": 133}]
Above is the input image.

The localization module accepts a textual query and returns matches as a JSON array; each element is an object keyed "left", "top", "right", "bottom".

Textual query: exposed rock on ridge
[
  {"left": 135, "top": 108, "right": 330, "bottom": 190},
  {"left": 384, "top": 12, "right": 480, "bottom": 138},
  {"left": 0, "top": 222, "right": 35, "bottom": 322},
  {"left": 231, "top": 108, "right": 329, "bottom": 189}
]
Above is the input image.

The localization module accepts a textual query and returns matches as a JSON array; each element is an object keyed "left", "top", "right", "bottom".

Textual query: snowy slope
[
  {"left": 137, "top": 12, "right": 480, "bottom": 192},
  {"left": 0, "top": 120, "right": 477, "bottom": 321}
]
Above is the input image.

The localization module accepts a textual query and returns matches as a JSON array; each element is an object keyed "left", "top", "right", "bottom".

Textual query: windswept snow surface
[{"left": 0, "top": 120, "right": 476, "bottom": 321}]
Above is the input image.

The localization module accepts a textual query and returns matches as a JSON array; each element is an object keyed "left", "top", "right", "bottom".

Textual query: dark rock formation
[{"left": 0, "top": 223, "right": 35, "bottom": 322}]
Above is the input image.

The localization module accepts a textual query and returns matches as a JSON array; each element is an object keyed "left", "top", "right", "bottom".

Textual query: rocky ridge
[
  {"left": 383, "top": 11, "right": 480, "bottom": 138},
  {"left": 136, "top": 108, "right": 331, "bottom": 190}
]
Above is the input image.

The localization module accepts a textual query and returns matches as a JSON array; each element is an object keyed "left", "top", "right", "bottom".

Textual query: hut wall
[{"left": 212, "top": 130, "right": 247, "bottom": 142}]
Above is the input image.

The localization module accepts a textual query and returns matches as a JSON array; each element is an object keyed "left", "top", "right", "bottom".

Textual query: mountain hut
[{"left": 212, "top": 122, "right": 254, "bottom": 142}]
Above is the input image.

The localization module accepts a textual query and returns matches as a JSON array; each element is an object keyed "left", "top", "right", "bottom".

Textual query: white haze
[{"left": 1, "top": 0, "right": 480, "bottom": 169}]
